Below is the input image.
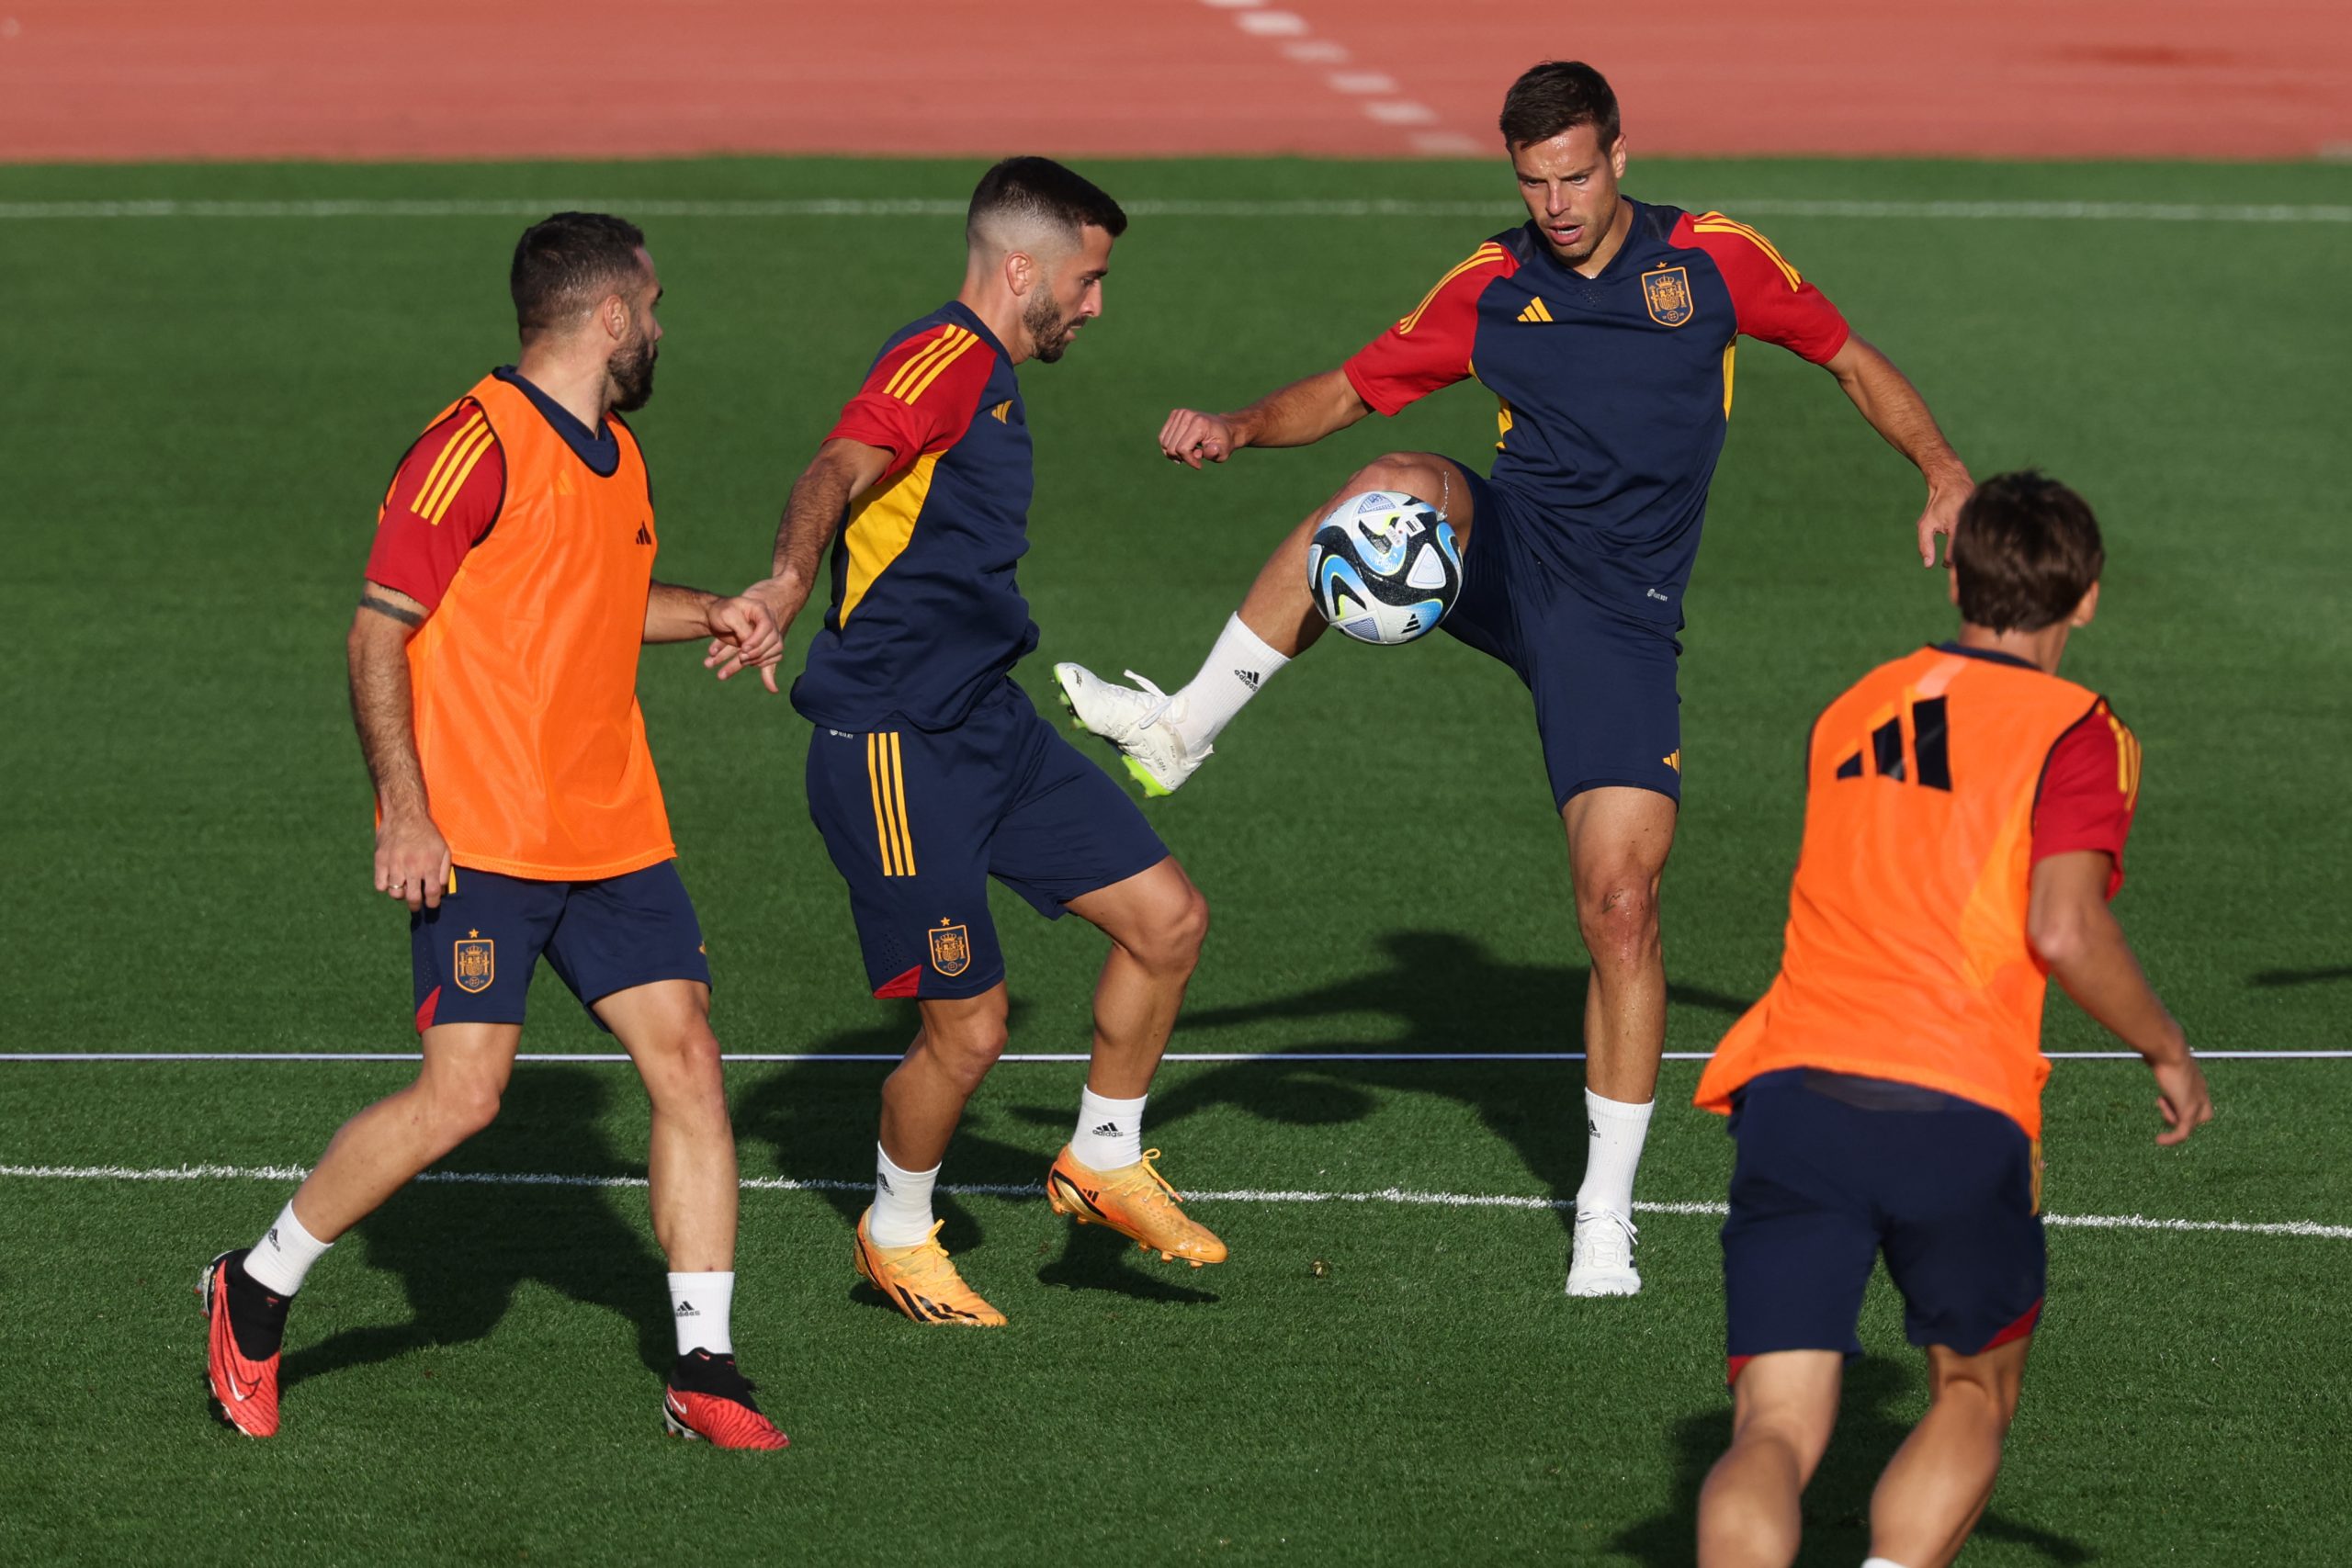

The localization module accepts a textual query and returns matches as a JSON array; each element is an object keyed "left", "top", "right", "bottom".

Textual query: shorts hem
[
  {"left": 1012, "top": 849, "right": 1172, "bottom": 921},
  {"left": 893, "top": 965, "right": 1007, "bottom": 1001},
  {"left": 1554, "top": 776, "right": 1682, "bottom": 811},
  {"left": 576, "top": 966, "right": 712, "bottom": 1010}
]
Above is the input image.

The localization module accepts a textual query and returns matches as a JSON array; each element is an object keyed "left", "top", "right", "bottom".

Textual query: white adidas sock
[
  {"left": 1574, "top": 1090, "right": 1655, "bottom": 1220},
  {"left": 244, "top": 1201, "right": 333, "bottom": 1296},
  {"left": 668, "top": 1270, "right": 735, "bottom": 1356},
  {"left": 1862, "top": 1558, "right": 1913, "bottom": 1568},
  {"left": 1172, "top": 614, "right": 1289, "bottom": 749},
  {"left": 868, "top": 1143, "right": 941, "bottom": 1248},
  {"left": 1070, "top": 1088, "right": 1148, "bottom": 1170}
]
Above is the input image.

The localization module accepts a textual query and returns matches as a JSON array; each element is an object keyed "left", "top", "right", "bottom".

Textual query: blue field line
[{"left": 0, "top": 1049, "right": 2344, "bottom": 1064}]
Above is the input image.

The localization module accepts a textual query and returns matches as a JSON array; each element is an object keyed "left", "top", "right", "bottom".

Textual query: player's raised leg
[
  {"left": 203, "top": 1021, "right": 522, "bottom": 1438},
  {"left": 1046, "top": 856, "right": 1224, "bottom": 1264},
  {"left": 854, "top": 987, "right": 1014, "bottom": 1327},
  {"left": 1868, "top": 1338, "right": 2030, "bottom": 1568},
  {"left": 1563, "top": 785, "right": 1675, "bottom": 1296},
  {"left": 1696, "top": 1350, "right": 1843, "bottom": 1568},
  {"left": 594, "top": 978, "right": 786, "bottom": 1450},
  {"left": 1055, "top": 451, "right": 1477, "bottom": 795}
]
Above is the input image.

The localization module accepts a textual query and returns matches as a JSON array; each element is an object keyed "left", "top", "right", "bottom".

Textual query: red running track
[{"left": 1, "top": 0, "right": 2346, "bottom": 163}]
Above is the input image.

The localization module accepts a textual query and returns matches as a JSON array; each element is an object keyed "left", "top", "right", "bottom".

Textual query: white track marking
[
  {"left": 1235, "top": 9, "right": 1308, "bottom": 36},
  {"left": 1, "top": 1050, "right": 2344, "bottom": 1064},
  {"left": 2, "top": 197, "right": 2346, "bottom": 223},
  {"left": 4, "top": 1161, "right": 2346, "bottom": 1240}
]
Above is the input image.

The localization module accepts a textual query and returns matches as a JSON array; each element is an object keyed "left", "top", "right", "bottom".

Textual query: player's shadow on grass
[
  {"left": 2249, "top": 965, "right": 2352, "bottom": 988},
  {"left": 1155, "top": 929, "right": 1752, "bottom": 1236},
  {"left": 280, "top": 1066, "right": 673, "bottom": 1391},
  {"left": 731, "top": 1007, "right": 1218, "bottom": 1313},
  {"left": 1615, "top": 1357, "right": 2093, "bottom": 1566}
]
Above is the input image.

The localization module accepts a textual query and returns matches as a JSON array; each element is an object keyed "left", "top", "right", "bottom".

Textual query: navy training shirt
[
  {"left": 791, "top": 301, "right": 1037, "bottom": 731},
  {"left": 1343, "top": 199, "right": 1851, "bottom": 630}
]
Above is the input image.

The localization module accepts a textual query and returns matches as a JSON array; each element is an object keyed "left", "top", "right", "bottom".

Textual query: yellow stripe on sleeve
[
  {"left": 414, "top": 423, "right": 494, "bottom": 523},
  {"left": 1396, "top": 243, "right": 1506, "bottom": 336},
  {"left": 883, "top": 328, "right": 967, "bottom": 401},
  {"left": 408, "top": 412, "right": 484, "bottom": 513},
  {"left": 422, "top": 431, "right": 495, "bottom": 525},
  {"left": 901, "top": 331, "right": 981, "bottom": 404},
  {"left": 1694, "top": 216, "right": 1804, "bottom": 290}
]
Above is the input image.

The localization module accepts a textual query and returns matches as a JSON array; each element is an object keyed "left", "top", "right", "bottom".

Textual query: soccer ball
[{"left": 1306, "top": 491, "right": 1463, "bottom": 645}]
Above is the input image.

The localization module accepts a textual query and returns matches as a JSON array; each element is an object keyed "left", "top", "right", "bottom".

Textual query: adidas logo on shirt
[{"left": 1518, "top": 298, "right": 1555, "bottom": 323}]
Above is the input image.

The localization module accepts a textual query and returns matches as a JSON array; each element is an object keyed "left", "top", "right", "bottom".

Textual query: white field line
[
  {"left": 1, "top": 1050, "right": 2344, "bottom": 1064},
  {"left": 1, "top": 197, "right": 2346, "bottom": 223},
  {"left": 4, "top": 1161, "right": 2347, "bottom": 1240}
]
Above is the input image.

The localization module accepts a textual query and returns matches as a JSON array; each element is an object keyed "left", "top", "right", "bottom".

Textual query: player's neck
[
  {"left": 1569, "top": 197, "right": 1635, "bottom": 279},
  {"left": 1955, "top": 621, "right": 2071, "bottom": 674},
  {"left": 511, "top": 347, "right": 612, "bottom": 431},
  {"left": 956, "top": 278, "right": 1030, "bottom": 366}
]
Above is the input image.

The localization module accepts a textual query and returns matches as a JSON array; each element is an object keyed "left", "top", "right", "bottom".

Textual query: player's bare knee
[
  {"left": 1930, "top": 1356, "right": 2024, "bottom": 1427},
  {"left": 640, "top": 1025, "right": 727, "bottom": 1114},
  {"left": 924, "top": 1013, "right": 1010, "bottom": 1089},
  {"left": 1357, "top": 453, "right": 1443, "bottom": 506},
  {"left": 1576, "top": 877, "right": 1661, "bottom": 966},
  {"left": 1135, "top": 883, "right": 1210, "bottom": 976},
  {"left": 424, "top": 1075, "right": 503, "bottom": 1142}
]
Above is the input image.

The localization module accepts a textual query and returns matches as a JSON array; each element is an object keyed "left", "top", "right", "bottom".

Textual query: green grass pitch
[{"left": 3, "top": 155, "right": 2349, "bottom": 1564}]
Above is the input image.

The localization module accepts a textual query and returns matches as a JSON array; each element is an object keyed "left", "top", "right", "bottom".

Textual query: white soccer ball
[{"left": 1306, "top": 490, "right": 1463, "bottom": 646}]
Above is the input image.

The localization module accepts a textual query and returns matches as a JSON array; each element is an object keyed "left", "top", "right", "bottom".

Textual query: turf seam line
[
  {"left": 2, "top": 198, "right": 2346, "bottom": 223},
  {"left": 3, "top": 1050, "right": 2344, "bottom": 1063},
  {"left": 5, "top": 1163, "right": 2346, "bottom": 1240}
]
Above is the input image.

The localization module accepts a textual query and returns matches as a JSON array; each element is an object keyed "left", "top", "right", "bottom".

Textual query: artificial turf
[{"left": 2, "top": 154, "right": 2348, "bottom": 1564}]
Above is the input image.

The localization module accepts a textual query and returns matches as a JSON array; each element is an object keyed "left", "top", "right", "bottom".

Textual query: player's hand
[
  {"left": 704, "top": 594, "right": 786, "bottom": 694},
  {"left": 375, "top": 810, "right": 452, "bottom": 914},
  {"left": 1160, "top": 408, "right": 1239, "bottom": 468},
  {"left": 2151, "top": 1051, "right": 2213, "bottom": 1146},
  {"left": 1917, "top": 466, "right": 1973, "bottom": 567}
]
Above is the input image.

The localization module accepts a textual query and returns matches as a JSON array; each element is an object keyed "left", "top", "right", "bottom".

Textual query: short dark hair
[
  {"left": 1951, "top": 470, "right": 2106, "bottom": 633},
  {"left": 966, "top": 156, "right": 1127, "bottom": 249},
  {"left": 1498, "top": 61, "right": 1622, "bottom": 150},
  {"left": 510, "top": 211, "right": 648, "bottom": 335}
]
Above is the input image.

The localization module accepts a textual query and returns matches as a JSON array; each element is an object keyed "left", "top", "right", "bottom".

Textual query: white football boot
[
  {"left": 1565, "top": 1210, "right": 1641, "bottom": 1298},
  {"left": 1052, "top": 662, "right": 1211, "bottom": 797}
]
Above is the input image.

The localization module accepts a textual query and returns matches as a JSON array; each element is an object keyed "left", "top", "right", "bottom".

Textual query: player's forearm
[
  {"left": 1229, "top": 369, "right": 1371, "bottom": 450},
  {"left": 1833, "top": 337, "right": 1968, "bottom": 483},
  {"left": 753, "top": 449, "right": 865, "bottom": 623},
  {"left": 346, "top": 615, "right": 430, "bottom": 822},
  {"left": 644, "top": 581, "right": 721, "bottom": 644},
  {"left": 2040, "top": 905, "right": 2189, "bottom": 1065}
]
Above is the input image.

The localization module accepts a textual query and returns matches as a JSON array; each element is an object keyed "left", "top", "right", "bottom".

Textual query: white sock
[
  {"left": 1173, "top": 613, "right": 1289, "bottom": 749},
  {"left": 244, "top": 1201, "right": 333, "bottom": 1296},
  {"left": 1574, "top": 1090, "right": 1655, "bottom": 1220},
  {"left": 868, "top": 1143, "right": 941, "bottom": 1248},
  {"left": 668, "top": 1270, "right": 735, "bottom": 1356},
  {"left": 1862, "top": 1558, "right": 1913, "bottom": 1568},
  {"left": 1070, "top": 1088, "right": 1148, "bottom": 1170}
]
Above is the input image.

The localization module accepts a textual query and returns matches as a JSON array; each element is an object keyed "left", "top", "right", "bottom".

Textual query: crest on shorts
[
  {"left": 453, "top": 931, "right": 495, "bottom": 994},
  {"left": 1642, "top": 266, "right": 1694, "bottom": 327},
  {"left": 927, "top": 920, "right": 971, "bottom": 977}
]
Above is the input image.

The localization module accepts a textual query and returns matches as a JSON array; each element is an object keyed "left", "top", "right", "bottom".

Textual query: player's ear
[
  {"left": 1609, "top": 134, "right": 1628, "bottom": 180},
  {"left": 599, "top": 291, "right": 628, "bottom": 343},
  {"left": 1004, "top": 249, "right": 1037, "bottom": 299},
  {"left": 1946, "top": 564, "right": 1961, "bottom": 607},
  {"left": 2070, "top": 580, "right": 2099, "bottom": 628}
]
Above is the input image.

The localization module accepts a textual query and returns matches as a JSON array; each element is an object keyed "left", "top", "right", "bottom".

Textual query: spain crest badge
[
  {"left": 453, "top": 931, "right": 496, "bottom": 994},
  {"left": 927, "top": 920, "right": 971, "bottom": 977},
  {"left": 1642, "top": 265, "right": 1694, "bottom": 328}
]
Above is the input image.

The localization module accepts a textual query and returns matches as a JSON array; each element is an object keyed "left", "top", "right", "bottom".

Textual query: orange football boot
[
  {"left": 852, "top": 1211, "right": 1008, "bottom": 1326},
  {"left": 662, "top": 1349, "right": 788, "bottom": 1450},
  {"left": 199, "top": 1250, "right": 284, "bottom": 1438},
  {"left": 1046, "top": 1146, "right": 1227, "bottom": 1267}
]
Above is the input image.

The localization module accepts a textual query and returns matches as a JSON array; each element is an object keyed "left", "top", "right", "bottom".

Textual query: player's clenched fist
[
  {"left": 704, "top": 593, "right": 785, "bottom": 692},
  {"left": 1160, "top": 408, "right": 1238, "bottom": 468},
  {"left": 374, "top": 810, "right": 451, "bottom": 913}
]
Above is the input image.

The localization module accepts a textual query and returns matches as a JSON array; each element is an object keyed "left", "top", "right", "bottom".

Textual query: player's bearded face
[
  {"left": 1023, "top": 227, "right": 1113, "bottom": 365},
  {"left": 1512, "top": 127, "right": 1626, "bottom": 266},
  {"left": 609, "top": 318, "right": 658, "bottom": 411},
  {"left": 1023, "top": 285, "right": 1082, "bottom": 364}
]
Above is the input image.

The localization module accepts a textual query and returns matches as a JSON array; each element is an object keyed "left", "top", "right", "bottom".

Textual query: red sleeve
[
  {"left": 365, "top": 400, "right": 504, "bottom": 611},
  {"left": 2031, "top": 701, "right": 2142, "bottom": 898},
  {"left": 1677, "top": 212, "right": 1851, "bottom": 365},
  {"left": 826, "top": 322, "right": 996, "bottom": 479},
  {"left": 1342, "top": 243, "right": 1515, "bottom": 416}
]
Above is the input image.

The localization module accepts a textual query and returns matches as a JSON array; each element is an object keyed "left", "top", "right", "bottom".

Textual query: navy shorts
[
  {"left": 1442, "top": 461, "right": 1683, "bottom": 808},
  {"left": 1721, "top": 1069, "right": 2045, "bottom": 1379},
  {"left": 805, "top": 678, "right": 1170, "bottom": 999},
  {"left": 410, "top": 861, "right": 710, "bottom": 1032}
]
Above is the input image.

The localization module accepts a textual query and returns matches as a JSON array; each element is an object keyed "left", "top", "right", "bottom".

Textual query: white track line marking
[
  {"left": 1235, "top": 9, "right": 1308, "bottom": 36},
  {"left": 5, "top": 1162, "right": 2346, "bottom": 1240},
  {"left": 2, "top": 197, "right": 2346, "bottom": 223},
  {"left": 1, "top": 1050, "right": 2343, "bottom": 1064}
]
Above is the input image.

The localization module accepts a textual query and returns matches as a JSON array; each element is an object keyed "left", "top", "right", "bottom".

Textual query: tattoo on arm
[{"left": 358, "top": 591, "right": 425, "bottom": 628}]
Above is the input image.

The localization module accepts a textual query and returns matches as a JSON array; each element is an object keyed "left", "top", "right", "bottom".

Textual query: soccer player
[
  {"left": 200, "top": 213, "right": 790, "bottom": 1450},
  {"left": 742, "top": 158, "right": 1223, "bottom": 1327},
  {"left": 1056, "top": 60, "right": 1974, "bottom": 1297},
  {"left": 1690, "top": 472, "right": 2212, "bottom": 1568}
]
